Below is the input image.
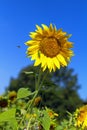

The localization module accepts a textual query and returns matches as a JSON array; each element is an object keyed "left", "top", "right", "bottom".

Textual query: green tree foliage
[{"left": 6, "top": 65, "right": 83, "bottom": 119}]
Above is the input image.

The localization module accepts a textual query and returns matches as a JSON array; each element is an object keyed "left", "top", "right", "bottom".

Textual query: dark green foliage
[{"left": 6, "top": 65, "right": 83, "bottom": 119}]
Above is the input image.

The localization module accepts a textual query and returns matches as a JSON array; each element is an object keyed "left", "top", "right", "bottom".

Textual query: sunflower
[
  {"left": 25, "top": 24, "right": 74, "bottom": 72},
  {"left": 75, "top": 105, "right": 87, "bottom": 129},
  {"left": 46, "top": 108, "right": 58, "bottom": 119},
  {"left": 8, "top": 91, "right": 17, "bottom": 101}
]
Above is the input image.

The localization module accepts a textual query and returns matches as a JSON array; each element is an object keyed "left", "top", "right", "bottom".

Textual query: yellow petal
[
  {"left": 36, "top": 25, "right": 42, "bottom": 34},
  {"left": 30, "top": 32, "right": 37, "bottom": 39},
  {"left": 54, "top": 25, "right": 57, "bottom": 31},
  {"left": 53, "top": 57, "right": 60, "bottom": 69},
  {"left": 34, "top": 59, "right": 41, "bottom": 66},
  {"left": 64, "top": 42, "right": 73, "bottom": 48},
  {"left": 49, "top": 23, "right": 53, "bottom": 31},
  {"left": 52, "top": 64, "right": 56, "bottom": 72},
  {"left": 28, "top": 45, "right": 38, "bottom": 51},
  {"left": 42, "top": 24, "right": 49, "bottom": 31},
  {"left": 47, "top": 58, "right": 56, "bottom": 72},
  {"left": 31, "top": 53, "right": 38, "bottom": 60},
  {"left": 42, "top": 65, "right": 47, "bottom": 71},
  {"left": 40, "top": 54, "right": 47, "bottom": 67},
  {"left": 25, "top": 40, "right": 40, "bottom": 46},
  {"left": 47, "top": 58, "right": 52, "bottom": 69},
  {"left": 57, "top": 54, "right": 67, "bottom": 66}
]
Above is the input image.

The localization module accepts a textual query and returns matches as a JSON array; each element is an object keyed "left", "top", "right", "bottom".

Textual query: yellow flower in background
[
  {"left": 26, "top": 113, "right": 37, "bottom": 119},
  {"left": 8, "top": 91, "right": 17, "bottom": 101},
  {"left": 46, "top": 108, "right": 58, "bottom": 119},
  {"left": 75, "top": 105, "right": 87, "bottom": 129},
  {"left": 0, "top": 98, "right": 8, "bottom": 108},
  {"left": 26, "top": 24, "right": 74, "bottom": 72},
  {"left": 34, "top": 96, "right": 42, "bottom": 106}
]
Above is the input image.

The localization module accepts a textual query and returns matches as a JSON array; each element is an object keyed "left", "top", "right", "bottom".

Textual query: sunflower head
[
  {"left": 0, "top": 98, "right": 8, "bottom": 108},
  {"left": 34, "top": 96, "right": 42, "bottom": 106},
  {"left": 8, "top": 91, "right": 17, "bottom": 101},
  {"left": 46, "top": 108, "right": 58, "bottom": 119},
  {"left": 75, "top": 105, "right": 87, "bottom": 129},
  {"left": 25, "top": 24, "right": 74, "bottom": 72}
]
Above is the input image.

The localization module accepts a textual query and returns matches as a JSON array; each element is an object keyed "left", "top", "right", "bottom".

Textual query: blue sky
[{"left": 0, "top": 0, "right": 87, "bottom": 100}]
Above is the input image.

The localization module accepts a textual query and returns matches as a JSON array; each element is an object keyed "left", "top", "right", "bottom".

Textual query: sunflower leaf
[
  {"left": 0, "top": 108, "right": 17, "bottom": 129},
  {"left": 39, "top": 110, "right": 51, "bottom": 130},
  {"left": 17, "top": 88, "right": 31, "bottom": 99},
  {"left": 0, "top": 108, "right": 16, "bottom": 122}
]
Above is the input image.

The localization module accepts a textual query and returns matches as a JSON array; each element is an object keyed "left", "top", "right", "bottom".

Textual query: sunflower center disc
[{"left": 40, "top": 37, "right": 60, "bottom": 58}]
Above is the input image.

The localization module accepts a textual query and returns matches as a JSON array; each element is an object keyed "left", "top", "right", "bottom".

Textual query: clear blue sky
[{"left": 0, "top": 0, "right": 87, "bottom": 100}]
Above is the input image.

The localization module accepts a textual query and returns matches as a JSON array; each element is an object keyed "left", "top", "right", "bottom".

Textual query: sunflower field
[{"left": 0, "top": 24, "right": 87, "bottom": 130}]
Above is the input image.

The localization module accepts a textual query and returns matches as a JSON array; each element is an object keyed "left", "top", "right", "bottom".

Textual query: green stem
[
  {"left": 35, "top": 68, "right": 42, "bottom": 90},
  {"left": 26, "top": 117, "right": 32, "bottom": 130},
  {"left": 27, "top": 90, "right": 38, "bottom": 113},
  {"left": 38, "top": 70, "right": 48, "bottom": 91}
]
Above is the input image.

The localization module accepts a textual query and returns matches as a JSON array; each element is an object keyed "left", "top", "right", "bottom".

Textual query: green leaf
[
  {"left": 0, "top": 108, "right": 17, "bottom": 130},
  {"left": 17, "top": 88, "right": 31, "bottom": 99},
  {"left": 39, "top": 110, "right": 51, "bottom": 130},
  {"left": 55, "top": 126, "right": 63, "bottom": 130},
  {"left": 0, "top": 108, "right": 16, "bottom": 122},
  {"left": 7, "top": 118, "right": 18, "bottom": 130}
]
